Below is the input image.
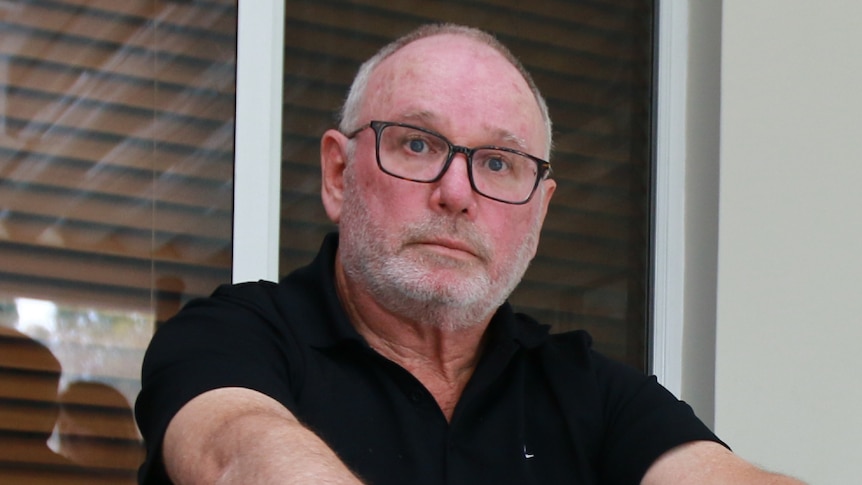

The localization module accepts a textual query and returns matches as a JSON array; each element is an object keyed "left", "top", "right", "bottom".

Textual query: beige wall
[{"left": 715, "top": 1, "right": 862, "bottom": 483}]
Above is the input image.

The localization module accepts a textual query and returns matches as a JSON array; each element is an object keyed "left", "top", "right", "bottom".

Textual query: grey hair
[{"left": 337, "top": 23, "right": 553, "bottom": 158}]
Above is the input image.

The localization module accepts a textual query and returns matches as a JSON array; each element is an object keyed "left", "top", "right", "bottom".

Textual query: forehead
[{"left": 362, "top": 35, "right": 546, "bottom": 150}]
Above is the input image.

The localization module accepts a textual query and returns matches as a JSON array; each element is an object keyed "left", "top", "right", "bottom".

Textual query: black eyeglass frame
[{"left": 346, "top": 120, "right": 552, "bottom": 205}]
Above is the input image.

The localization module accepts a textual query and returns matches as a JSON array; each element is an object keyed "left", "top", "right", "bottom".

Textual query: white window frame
[
  {"left": 651, "top": 0, "right": 689, "bottom": 396},
  {"left": 232, "top": 0, "right": 285, "bottom": 284}
]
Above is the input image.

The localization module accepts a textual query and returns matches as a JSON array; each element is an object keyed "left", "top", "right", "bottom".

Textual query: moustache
[{"left": 401, "top": 218, "right": 492, "bottom": 262}]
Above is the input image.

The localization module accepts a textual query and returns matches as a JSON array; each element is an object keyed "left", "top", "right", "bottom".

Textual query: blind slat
[
  {"left": 4, "top": 3, "right": 236, "bottom": 64},
  {"left": 0, "top": 184, "right": 231, "bottom": 239},
  {"left": 1, "top": 242, "right": 227, "bottom": 298},
  {"left": 2, "top": 160, "right": 232, "bottom": 213},
  {"left": 3, "top": 93, "right": 234, "bottom": 152},
  {"left": 4, "top": 61, "right": 235, "bottom": 123},
  {"left": 1, "top": 29, "right": 236, "bottom": 92},
  {"left": 1, "top": 214, "right": 230, "bottom": 268},
  {"left": 0, "top": 132, "right": 233, "bottom": 183}
]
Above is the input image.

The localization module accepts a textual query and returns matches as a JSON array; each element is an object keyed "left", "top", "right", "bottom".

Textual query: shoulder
[
  {"left": 527, "top": 325, "right": 657, "bottom": 407},
  {"left": 142, "top": 280, "right": 294, "bottom": 381},
  {"left": 178, "top": 235, "right": 338, "bottom": 327},
  {"left": 149, "top": 280, "right": 285, "bottom": 348},
  {"left": 524, "top": 319, "right": 626, "bottom": 381},
  {"left": 169, "top": 268, "right": 327, "bottom": 332},
  {"left": 535, "top": 327, "right": 687, "bottom": 422},
  {"left": 208, "top": 280, "right": 282, "bottom": 316},
  {"left": 520, "top": 319, "right": 724, "bottom": 483},
  {"left": 162, "top": 280, "right": 281, "bottom": 324}
]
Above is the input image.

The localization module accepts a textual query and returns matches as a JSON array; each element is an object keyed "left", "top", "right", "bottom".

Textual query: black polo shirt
[{"left": 136, "top": 233, "right": 722, "bottom": 485}]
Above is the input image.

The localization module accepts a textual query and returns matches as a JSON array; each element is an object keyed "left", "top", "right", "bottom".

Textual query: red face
[{"left": 323, "top": 34, "right": 556, "bottom": 328}]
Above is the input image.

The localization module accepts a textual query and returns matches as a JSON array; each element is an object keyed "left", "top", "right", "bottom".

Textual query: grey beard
[{"left": 337, "top": 166, "right": 539, "bottom": 331}]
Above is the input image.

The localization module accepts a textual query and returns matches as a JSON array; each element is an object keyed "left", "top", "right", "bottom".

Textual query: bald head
[{"left": 338, "top": 24, "right": 552, "bottom": 157}]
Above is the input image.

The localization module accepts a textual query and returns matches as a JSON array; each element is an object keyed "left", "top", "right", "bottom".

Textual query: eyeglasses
[{"left": 346, "top": 120, "right": 551, "bottom": 205}]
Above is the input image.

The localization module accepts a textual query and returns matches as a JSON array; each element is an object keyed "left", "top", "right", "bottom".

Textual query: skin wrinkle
[
  {"left": 338, "top": 159, "right": 542, "bottom": 331},
  {"left": 393, "top": 110, "right": 532, "bottom": 153},
  {"left": 339, "top": 25, "right": 553, "bottom": 159}
]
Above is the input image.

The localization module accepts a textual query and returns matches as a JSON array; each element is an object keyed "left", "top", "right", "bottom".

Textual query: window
[
  {"left": 0, "top": 1, "right": 237, "bottom": 482},
  {"left": 278, "top": 0, "right": 655, "bottom": 369},
  {"left": 0, "top": 1, "right": 658, "bottom": 480}
]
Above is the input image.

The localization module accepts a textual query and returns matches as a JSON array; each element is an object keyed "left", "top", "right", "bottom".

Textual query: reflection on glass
[
  {"left": 1, "top": 0, "right": 238, "bottom": 482},
  {"left": 2, "top": 297, "right": 150, "bottom": 481},
  {"left": 12, "top": 297, "right": 153, "bottom": 416},
  {"left": 0, "top": 325, "right": 72, "bottom": 473},
  {"left": 54, "top": 381, "right": 144, "bottom": 470}
]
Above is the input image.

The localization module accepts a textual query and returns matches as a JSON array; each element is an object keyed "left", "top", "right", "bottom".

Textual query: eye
[
  {"left": 408, "top": 138, "right": 427, "bottom": 154},
  {"left": 486, "top": 157, "right": 507, "bottom": 172},
  {"left": 476, "top": 153, "right": 512, "bottom": 174}
]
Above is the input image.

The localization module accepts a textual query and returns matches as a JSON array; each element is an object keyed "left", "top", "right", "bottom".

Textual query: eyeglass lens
[{"left": 377, "top": 124, "right": 540, "bottom": 203}]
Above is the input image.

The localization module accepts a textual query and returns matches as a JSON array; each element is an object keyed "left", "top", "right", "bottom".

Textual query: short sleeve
[
  {"left": 594, "top": 352, "right": 727, "bottom": 483},
  {"left": 134, "top": 282, "right": 300, "bottom": 484}
]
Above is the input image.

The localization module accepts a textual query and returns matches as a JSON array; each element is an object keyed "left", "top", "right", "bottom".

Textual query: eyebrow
[
  {"left": 395, "top": 111, "right": 530, "bottom": 151},
  {"left": 397, "top": 110, "right": 439, "bottom": 126},
  {"left": 494, "top": 130, "right": 529, "bottom": 151}
]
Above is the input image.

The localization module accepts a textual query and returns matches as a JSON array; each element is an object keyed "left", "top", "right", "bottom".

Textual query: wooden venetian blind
[
  {"left": 0, "top": 0, "right": 237, "bottom": 482},
  {"left": 279, "top": 0, "right": 654, "bottom": 369}
]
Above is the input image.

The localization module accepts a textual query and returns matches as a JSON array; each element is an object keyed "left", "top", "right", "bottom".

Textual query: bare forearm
[
  {"left": 642, "top": 441, "right": 806, "bottom": 485},
  {"left": 163, "top": 388, "right": 364, "bottom": 485},
  {"left": 210, "top": 411, "right": 364, "bottom": 485}
]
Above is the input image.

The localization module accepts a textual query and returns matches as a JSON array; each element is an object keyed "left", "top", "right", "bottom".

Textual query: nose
[{"left": 430, "top": 152, "right": 477, "bottom": 215}]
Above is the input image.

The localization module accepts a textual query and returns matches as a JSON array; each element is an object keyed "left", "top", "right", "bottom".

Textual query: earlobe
[{"left": 320, "top": 129, "right": 349, "bottom": 223}]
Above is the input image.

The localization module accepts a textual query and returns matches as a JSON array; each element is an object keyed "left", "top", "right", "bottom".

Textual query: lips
[
  {"left": 401, "top": 220, "right": 491, "bottom": 262},
  {"left": 420, "top": 239, "right": 478, "bottom": 258}
]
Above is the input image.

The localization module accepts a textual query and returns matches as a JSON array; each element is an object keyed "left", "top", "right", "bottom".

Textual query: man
[{"left": 135, "top": 24, "right": 804, "bottom": 484}]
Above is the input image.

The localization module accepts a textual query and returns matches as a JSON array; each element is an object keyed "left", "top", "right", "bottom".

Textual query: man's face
[{"left": 335, "top": 34, "right": 555, "bottom": 328}]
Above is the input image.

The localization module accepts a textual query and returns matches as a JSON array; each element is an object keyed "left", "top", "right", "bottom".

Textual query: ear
[
  {"left": 529, "top": 178, "right": 557, "bottom": 258},
  {"left": 320, "top": 129, "right": 349, "bottom": 223},
  {"left": 537, "top": 178, "right": 556, "bottom": 226}
]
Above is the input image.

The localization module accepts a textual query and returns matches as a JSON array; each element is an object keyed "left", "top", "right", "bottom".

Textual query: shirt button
[{"left": 408, "top": 390, "right": 423, "bottom": 403}]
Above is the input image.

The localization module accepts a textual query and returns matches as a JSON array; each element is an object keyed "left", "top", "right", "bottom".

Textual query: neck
[{"left": 334, "top": 254, "right": 491, "bottom": 420}]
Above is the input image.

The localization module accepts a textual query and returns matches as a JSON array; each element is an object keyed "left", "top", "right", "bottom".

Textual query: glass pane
[
  {"left": 0, "top": 1, "right": 237, "bottom": 482},
  {"left": 279, "top": 1, "right": 654, "bottom": 370}
]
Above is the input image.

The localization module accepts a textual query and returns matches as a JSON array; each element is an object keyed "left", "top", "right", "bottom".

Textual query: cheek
[
  {"left": 487, "top": 207, "right": 542, "bottom": 256},
  {"left": 349, "top": 164, "right": 416, "bottom": 225}
]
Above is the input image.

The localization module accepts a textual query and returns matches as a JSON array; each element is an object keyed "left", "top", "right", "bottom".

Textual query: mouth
[{"left": 412, "top": 238, "right": 484, "bottom": 261}]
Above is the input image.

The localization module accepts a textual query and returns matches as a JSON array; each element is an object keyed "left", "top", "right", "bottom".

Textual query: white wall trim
[
  {"left": 232, "top": 0, "right": 285, "bottom": 284},
  {"left": 651, "top": 0, "right": 689, "bottom": 396}
]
